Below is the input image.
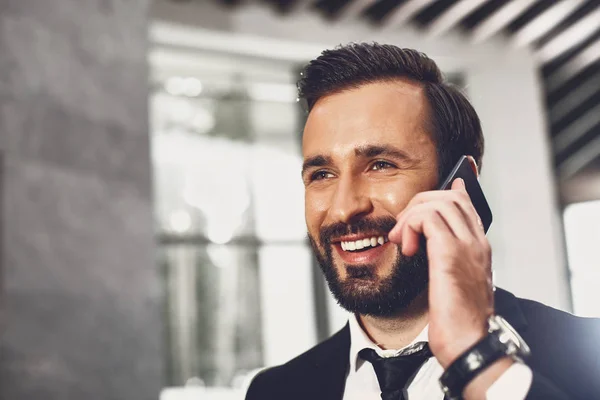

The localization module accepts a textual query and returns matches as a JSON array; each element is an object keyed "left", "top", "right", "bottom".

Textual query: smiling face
[{"left": 302, "top": 80, "right": 439, "bottom": 316}]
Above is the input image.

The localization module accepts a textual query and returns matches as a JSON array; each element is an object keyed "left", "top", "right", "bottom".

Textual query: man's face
[{"left": 302, "top": 81, "right": 439, "bottom": 317}]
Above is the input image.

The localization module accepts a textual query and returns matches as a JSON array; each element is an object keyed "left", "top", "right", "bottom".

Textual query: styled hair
[{"left": 297, "top": 42, "right": 484, "bottom": 180}]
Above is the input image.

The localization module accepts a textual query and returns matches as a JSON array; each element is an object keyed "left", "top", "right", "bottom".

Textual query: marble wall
[{"left": 0, "top": 1, "right": 163, "bottom": 399}]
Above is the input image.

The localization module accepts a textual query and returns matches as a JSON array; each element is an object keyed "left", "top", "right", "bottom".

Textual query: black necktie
[{"left": 359, "top": 344, "right": 433, "bottom": 400}]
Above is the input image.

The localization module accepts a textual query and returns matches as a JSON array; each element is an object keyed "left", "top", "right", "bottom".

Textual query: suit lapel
[
  {"left": 494, "top": 287, "right": 528, "bottom": 333},
  {"left": 306, "top": 324, "right": 350, "bottom": 400}
]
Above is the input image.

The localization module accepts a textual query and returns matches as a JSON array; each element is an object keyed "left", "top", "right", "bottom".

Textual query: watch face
[{"left": 493, "top": 315, "right": 531, "bottom": 357}]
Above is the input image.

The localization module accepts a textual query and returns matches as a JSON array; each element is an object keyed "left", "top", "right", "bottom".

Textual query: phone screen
[{"left": 438, "top": 156, "right": 493, "bottom": 234}]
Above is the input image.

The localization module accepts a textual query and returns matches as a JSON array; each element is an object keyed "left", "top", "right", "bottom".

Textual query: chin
[
  {"left": 338, "top": 260, "right": 394, "bottom": 280},
  {"left": 327, "top": 256, "right": 429, "bottom": 317},
  {"left": 309, "top": 230, "right": 429, "bottom": 317}
]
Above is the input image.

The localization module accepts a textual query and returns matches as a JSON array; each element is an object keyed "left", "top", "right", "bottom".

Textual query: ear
[{"left": 465, "top": 155, "right": 479, "bottom": 178}]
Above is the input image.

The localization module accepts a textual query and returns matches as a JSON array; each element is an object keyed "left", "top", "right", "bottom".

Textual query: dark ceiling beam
[
  {"left": 550, "top": 72, "right": 600, "bottom": 125},
  {"left": 426, "top": 0, "right": 487, "bottom": 37},
  {"left": 334, "top": 0, "right": 375, "bottom": 23},
  {"left": 542, "top": 28, "right": 600, "bottom": 77},
  {"left": 286, "top": 0, "right": 315, "bottom": 13},
  {"left": 470, "top": 0, "right": 538, "bottom": 43},
  {"left": 379, "top": 0, "right": 438, "bottom": 30},
  {"left": 534, "top": 0, "right": 598, "bottom": 47},
  {"left": 554, "top": 101, "right": 600, "bottom": 154},
  {"left": 546, "top": 38, "right": 600, "bottom": 92},
  {"left": 536, "top": 7, "right": 600, "bottom": 63},
  {"left": 219, "top": 0, "right": 243, "bottom": 6},
  {"left": 557, "top": 131, "right": 600, "bottom": 180},
  {"left": 512, "top": 0, "right": 585, "bottom": 48}
]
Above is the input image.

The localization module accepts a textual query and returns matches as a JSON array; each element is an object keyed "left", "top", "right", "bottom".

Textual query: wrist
[
  {"left": 436, "top": 326, "right": 488, "bottom": 369},
  {"left": 439, "top": 315, "right": 531, "bottom": 400}
]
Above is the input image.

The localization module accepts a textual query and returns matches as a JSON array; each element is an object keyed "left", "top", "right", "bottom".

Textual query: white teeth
[{"left": 341, "top": 236, "right": 388, "bottom": 252}]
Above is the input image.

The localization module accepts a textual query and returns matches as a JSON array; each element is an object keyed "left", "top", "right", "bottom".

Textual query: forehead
[{"left": 302, "top": 80, "right": 432, "bottom": 159}]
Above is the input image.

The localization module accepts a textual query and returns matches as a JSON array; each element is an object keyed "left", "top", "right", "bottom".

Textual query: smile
[{"left": 340, "top": 236, "right": 388, "bottom": 252}]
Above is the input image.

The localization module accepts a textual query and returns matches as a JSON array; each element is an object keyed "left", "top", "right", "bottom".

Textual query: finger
[
  {"left": 401, "top": 207, "right": 455, "bottom": 256},
  {"left": 389, "top": 218, "right": 404, "bottom": 243},
  {"left": 449, "top": 178, "right": 484, "bottom": 237},
  {"left": 391, "top": 184, "right": 483, "bottom": 241},
  {"left": 395, "top": 200, "right": 475, "bottom": 244},
  {"left": 450, "top": 177, "right": 465, "bottom": 191},
  {"left": 399, "top": 185, "right": 478, "bottom": 229},
  {"left": 432, "top": 200, "right": 475, "bottom": 240},
  {"left": 390, "top": 203, "right": 432, "bottom": 244},
  {"left": 405, "top": 208, "right": 455, "bottom": 249},
  {"left": 401, "top": 222, "right": 420, "bottom": 256}
]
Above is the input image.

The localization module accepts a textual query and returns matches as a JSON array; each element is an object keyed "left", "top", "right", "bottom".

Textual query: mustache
[{"left": 319, "top": 216, "right": 397, "bottom": 245}]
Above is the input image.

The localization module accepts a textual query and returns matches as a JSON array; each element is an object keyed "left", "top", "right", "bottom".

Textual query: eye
[
  {"left": 310, "top": 170, "right": 334, "bottom": 181},
  {"left": 371, "top": 161, "right": 396, "bottom": 171}
]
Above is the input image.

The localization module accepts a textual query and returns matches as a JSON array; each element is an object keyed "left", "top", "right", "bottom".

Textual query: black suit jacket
[{"left": 246, "top": 288, "right": 600, "bottom": 400}]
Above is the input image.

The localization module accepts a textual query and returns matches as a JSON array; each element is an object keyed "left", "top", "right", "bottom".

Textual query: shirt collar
[{"left": 348, "top": 314, "right": 430, "bottom": 373}]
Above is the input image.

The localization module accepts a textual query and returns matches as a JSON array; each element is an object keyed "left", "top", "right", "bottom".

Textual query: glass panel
[
  {"left": 153, "top": 132, "right": 255, "bottom": 241},
  {"left": 570, "top": 272, "right": 600, "bottom": 318},
  {"left": 151, "top": 57, "right": 313, "bottom": 390},
  {"left": 160, "top": 244, "right": 262, "bottom": 386},
  {"left": 564, "top": 200, "right": 600, "bottom": 317},
  {"left": 257, "top": 244, "right": 317, "bottom": 366},
  {"left": 249, "top": 141, "right": 306, "bottom": 242}
]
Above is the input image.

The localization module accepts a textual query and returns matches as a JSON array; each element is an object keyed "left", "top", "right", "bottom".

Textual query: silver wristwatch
[
  {"left": 488, "top": 314, "right": 530, "bottom": 360},
  {"left": 439, "top": 315, "right": 531, "bottom": 400}
]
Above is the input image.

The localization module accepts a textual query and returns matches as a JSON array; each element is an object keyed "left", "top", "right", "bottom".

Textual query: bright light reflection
[
  {"left": 246, "top": 82, "right": 297, "bottom": 103},
  {"left": 206, "top": 244, "right": 238, "bottom": 269},
  {"left": 191, "top": 106, "right": 215, "bottom": 134},
  {"left": 154, "top": 131, "right": 306, "bottom": 245},
  {"left": 165, "top": 76, "right": 203, "bottom": 97},
  {"left": 169, "top": 210, "right": 192, "bottom": 233},
  {"left": 165, "top": 76, "right": 186, "bottom": 96},
  {"left": 183, "top": 78, "right": 203, "bottom": 97},
  {"left": 205, "top": 218, "right": 240, "bottom": 245},
  {"left": 168, "top": 98, "right": 194, "bottom": 122},
  {"left": 250, "top": 143, "right": 305, "bottom": 241},
  {"left": 183, "top": 174, "right": 250, "bottom": 219}
]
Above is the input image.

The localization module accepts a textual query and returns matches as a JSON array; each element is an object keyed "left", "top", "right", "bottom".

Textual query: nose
[{"left": 328, "top": 176, "right": 373, "bottom": 224}]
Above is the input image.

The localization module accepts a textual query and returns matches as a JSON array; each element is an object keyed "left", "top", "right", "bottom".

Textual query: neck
[{"left": 358, "top": 290, "right": 429, "bottom": 350}]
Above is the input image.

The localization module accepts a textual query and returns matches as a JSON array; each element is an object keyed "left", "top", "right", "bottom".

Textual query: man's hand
[{"left": 388, "top": 178, "right": 494, "bottom": 368}]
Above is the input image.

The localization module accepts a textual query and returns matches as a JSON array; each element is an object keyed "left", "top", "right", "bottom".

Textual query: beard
[{"left": 309, "top": 216, "right": 429, "bottom": 317}]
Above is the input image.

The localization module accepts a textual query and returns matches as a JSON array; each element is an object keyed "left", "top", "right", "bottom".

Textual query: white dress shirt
[{"left": 343, "top": 314, "right": 533, "bottom": 400}]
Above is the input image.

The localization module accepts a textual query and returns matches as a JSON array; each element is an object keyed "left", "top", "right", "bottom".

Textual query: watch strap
[{"left": 439, "top": 331, "right": 509, "bottom": 400}]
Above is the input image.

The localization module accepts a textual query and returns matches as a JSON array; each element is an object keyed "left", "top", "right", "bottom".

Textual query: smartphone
[{"left": 437, "top": 155, "right": 493, "bottom": 234}]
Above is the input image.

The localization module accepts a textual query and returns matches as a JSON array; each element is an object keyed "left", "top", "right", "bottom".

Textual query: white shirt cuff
[{"left": 485, "top": 362, "right": 533, "bottom": 400}]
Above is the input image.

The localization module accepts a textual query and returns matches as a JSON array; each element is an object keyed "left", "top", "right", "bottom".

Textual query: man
[{"left": 245, "top": 43, "right": 600, "bottom": 400}]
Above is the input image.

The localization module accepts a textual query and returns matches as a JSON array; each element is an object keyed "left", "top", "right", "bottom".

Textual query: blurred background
[{"left": 0, "top": 0, "right": 598, "bottom": 399}]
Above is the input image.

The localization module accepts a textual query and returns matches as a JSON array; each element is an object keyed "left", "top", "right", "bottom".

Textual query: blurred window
[
  {"left": 564, "top": 200, "right": 600, "bottom": 318},
  {"left": 151, "top": 60, "right": 310, "bottom": 388}
]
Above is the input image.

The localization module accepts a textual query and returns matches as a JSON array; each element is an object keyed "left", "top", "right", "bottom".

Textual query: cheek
[
  {"left": 381, "top": 190, "right": 412, "bottom": 213},
  {"left": 305, "top": 191, "right": 328, "bottom": 233},
  {"left": 371, "top": 182, "right": 417, "bottom": 215}
]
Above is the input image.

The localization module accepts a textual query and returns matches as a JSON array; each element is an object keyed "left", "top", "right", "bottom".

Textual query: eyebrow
[
  {"left": 301, "top": 155, "right": 333, "bottom": 177},
  {"left": 354, "top": 144, "right": 413, "bottom": 161}
]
